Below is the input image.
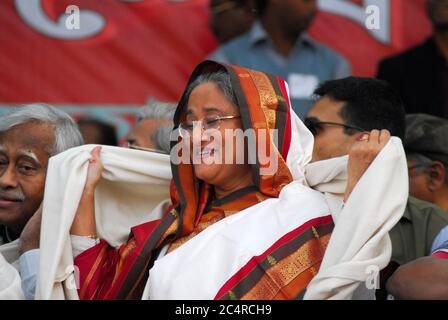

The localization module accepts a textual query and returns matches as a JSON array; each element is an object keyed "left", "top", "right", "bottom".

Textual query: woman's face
[{"left": 185, "top": 82, "right": 250, "bottom": 188}]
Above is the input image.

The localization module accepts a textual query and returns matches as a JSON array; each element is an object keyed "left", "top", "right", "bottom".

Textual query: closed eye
[{"left": 205, "top": 118, "right": 220, "bottom": 126}]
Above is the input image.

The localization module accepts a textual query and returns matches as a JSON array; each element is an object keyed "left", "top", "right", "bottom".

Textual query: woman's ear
[{"left": 428, "top": 161, "right": 446, "bottom": 192}]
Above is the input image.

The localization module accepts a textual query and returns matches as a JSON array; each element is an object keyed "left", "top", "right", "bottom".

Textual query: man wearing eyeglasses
[
  {"left": 305, "top": 77, "right": 448, "bottom": 299},
  {"left": 125, "top": 99, "right": 176, "bottom": 154},
  {"left": 383, "top": 114, "right": 448, "bottom": 300},
  {"left": 404, "top": 114, "right": 448, "bottom": 252}
]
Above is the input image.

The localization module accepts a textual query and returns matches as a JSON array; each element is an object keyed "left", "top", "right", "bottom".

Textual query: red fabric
[
  {"left": 277, "top": 77, "right": 292, "bottom": 159},
  {"left": 0, "top": 0, "right": 431, "bottom": 106},
  {"left": 432, "top": 250, "right": 448, "bottom": 260},
  {"left": 309, "top": 0, "right": 431, "bottom": 76},
  {"left": 0, "top": 0, "right": 215, "bottom": 104},
  {"left": 214, "top": 215, "right": 333, "bottom": 300},
  {"left": 74, "top": 218, "right": 161, "bottom": 299}
]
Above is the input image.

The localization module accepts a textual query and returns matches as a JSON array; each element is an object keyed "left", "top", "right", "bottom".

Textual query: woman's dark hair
[{"left": 184, "top": 70, "right": 237, "bottom": 106}]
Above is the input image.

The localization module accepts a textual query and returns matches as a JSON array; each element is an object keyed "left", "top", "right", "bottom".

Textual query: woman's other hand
[{"left": 344, "top": 129, "right": 391, "bottom": 201}]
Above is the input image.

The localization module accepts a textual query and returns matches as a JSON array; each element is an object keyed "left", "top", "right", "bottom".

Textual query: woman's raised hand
[
  {"left": 85, "top": 146, "right": 104, "bottom": 191},
  {"left": 70, "top": 146, "right": 103, "bottom": 237}
]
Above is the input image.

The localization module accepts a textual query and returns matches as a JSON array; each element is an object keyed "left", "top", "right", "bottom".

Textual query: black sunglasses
[{"left": 304, "top": 117, "right": 366, "bottom": 136}]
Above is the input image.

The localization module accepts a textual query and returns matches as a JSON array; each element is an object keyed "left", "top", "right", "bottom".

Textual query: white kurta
[{"left": 0, "top": 240, "right": 24, "bottom": 299}]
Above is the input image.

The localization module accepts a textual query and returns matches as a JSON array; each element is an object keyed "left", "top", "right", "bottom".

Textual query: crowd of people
[{"left": 0, "top": 0, "right": 447, "bottom": 300}]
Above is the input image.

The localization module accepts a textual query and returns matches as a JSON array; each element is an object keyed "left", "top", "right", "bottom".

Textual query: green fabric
[{"left": 390, "top": 196, "right": 448, "bottom": 265}]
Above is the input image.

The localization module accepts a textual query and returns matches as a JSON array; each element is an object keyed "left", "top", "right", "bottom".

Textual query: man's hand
[
  {"left": 19, "top": 204, "right": 43, "bottom": 254},
  {"left": 344, "top": 129, "right": 391, "bottom": 201}
]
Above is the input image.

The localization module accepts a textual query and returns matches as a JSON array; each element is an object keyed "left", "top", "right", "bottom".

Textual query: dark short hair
[
  {"left": 77, "top": 118, "right": 118, "bottom": 146},
  {"left": 313, "top": 77, "right": 406, "bottom": 139},
  {"left": 254, "top": 0, "right": 268, "bottom": 16}
]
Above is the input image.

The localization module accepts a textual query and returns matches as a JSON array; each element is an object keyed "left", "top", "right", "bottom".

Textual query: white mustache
[{"left": 0, "top": 189, "right": 26, "bottom": 202}]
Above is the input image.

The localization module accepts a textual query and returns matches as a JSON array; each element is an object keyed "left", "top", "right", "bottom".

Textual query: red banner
[{"left": 0, "top": 0, "right": 432, "bottom": 137}]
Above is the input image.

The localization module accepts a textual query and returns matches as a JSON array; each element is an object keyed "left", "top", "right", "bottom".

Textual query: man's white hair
[
  {"left": 0, "top": 103, "right": 84, "bottom": 155},
  {"left": 137, "top": 98, "right": 177, "bottom": 122},
  {"left": 138, "top": 98, "right": 176, "bottom": 153}
]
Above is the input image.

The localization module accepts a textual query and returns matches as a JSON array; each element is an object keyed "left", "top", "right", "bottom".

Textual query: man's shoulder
[
  {"left": 219, "top": 32, "right": 252, "bottom": 53},
  {"left": 379, "top": 38, "right": 432, "bottom": 70},
  {"left": 306, "top": 37, "right": 348, "bottom": 63},
  {"left": 208, "top": 33, "right": 253, "bottom": 63},
  {"left": 406, "top": 196, "right": 448, "bottom": 224}
]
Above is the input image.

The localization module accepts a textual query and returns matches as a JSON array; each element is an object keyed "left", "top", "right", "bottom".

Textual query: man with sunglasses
[{"left": 305, "top": 77, "right": 448, "bottom": 299}]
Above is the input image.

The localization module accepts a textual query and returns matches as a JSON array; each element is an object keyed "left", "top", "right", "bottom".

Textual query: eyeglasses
[
  {"left": 127, "top": 141, "right": 169, "bottom": 155},
  {"left": 304, "top": 117, "right": 366, "bottom": 136},
  {"left": 407, "top": 163, "right": 431, "bottom": 175},
  {"left": 179, "top": 115, "right": 241, "bottom": 135}
]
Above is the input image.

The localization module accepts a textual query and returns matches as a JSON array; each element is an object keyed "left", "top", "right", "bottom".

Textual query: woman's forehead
[{"left": 186, "top": 105, "right": 227, "bottom": 116}]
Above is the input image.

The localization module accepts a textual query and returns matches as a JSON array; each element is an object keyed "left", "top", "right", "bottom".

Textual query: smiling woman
[
  {"left": 180, "top": 72, "right": 253, "bottom": 199},
  {"left": 71, "top": 60, "right": 337, "bottom": 300}
]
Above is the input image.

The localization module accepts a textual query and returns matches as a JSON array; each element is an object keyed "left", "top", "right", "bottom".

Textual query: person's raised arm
[{"left": 70, "top": 146, "right": 103, "bottom": 237}]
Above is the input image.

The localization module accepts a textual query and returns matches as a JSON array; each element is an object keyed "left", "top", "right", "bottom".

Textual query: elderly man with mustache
[{"left": 0, "top": 104, "right": 83, "bottom": 299}]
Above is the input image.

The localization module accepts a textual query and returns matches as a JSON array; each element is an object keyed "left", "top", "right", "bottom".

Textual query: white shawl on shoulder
[
  {"left": 0, "top": 240, "right": 24, "bottom": 299},
  {"left": 36, "top": 146, "right": 172, "bottom": 299},
  {"left": 304, "top": 138, "right": 408, "bottom": 299}
]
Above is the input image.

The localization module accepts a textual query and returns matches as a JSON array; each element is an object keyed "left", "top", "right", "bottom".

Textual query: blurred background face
[
  {"left": 428, "top": 0, "right": 448, "bottom": 30},
  {"left": 407, "top": 158, "right": 434, "bottom": 202},
  {"left": 210, "top": 0, "right": 255, "bottom": 43},
  {"left": 185, "top": 82, "right": 250, "bottom": 187},
  {"left": 275, "top": 0, "right": 317, "bottom": 35},
  {"left": 0, "top": 123, "right": 52, "bottom": 235},
  {"left": 307, "top": 96, "right": 355, "bottom": 162},
  {"left": 78, "top": 122, "right": 102, "bottom": 145},
  {"left": 127, "top": 118, "right": 171, "bottom": 149},
  {"left": 77, "top": 119, "right": 118, "bottom": 146}
]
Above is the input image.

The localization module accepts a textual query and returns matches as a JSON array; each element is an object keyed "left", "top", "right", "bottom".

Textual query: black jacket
[{"left": 377, "top": 37, "right": 448, "bottom": 118}]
